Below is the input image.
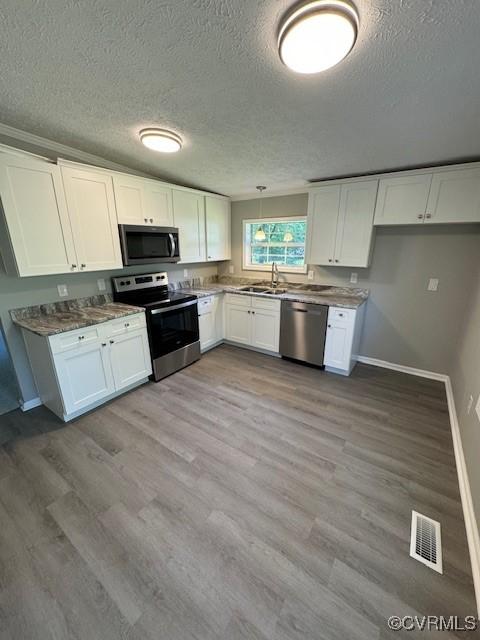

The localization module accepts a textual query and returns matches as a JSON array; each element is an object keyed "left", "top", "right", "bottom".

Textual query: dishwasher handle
[{"left": 282, "top": 301, "right": 328, "bottom": 315}]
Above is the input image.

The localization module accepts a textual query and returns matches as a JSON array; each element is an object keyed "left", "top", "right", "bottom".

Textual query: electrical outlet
[
  {"left": 183, "top": 269, "right": 189, "bottom": 278},
  {"left": 97, "top": 278, "right": 106, "bottom": 291},
  {"left": 350, "top": 272, "right": 358, "bottom": 284},
  {"left": 467, "top": 395, "right": 474, "bottom": 414},
  {"left": 307, "top": 270, "right": 314, "bottom": 280},
  {"left": 427, "top": 278, "right": 439, "bottom": 292},
  {"left": 229, "top": 265, "right": 234, "bottom": 274},
  {"left": 57, "top": 284, "right": 68, "bottom": 297}
]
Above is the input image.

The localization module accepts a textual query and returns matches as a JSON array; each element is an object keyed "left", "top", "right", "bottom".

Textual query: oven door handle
[
  {"left": 168, "top": 233, "right": 176, "bottom": 258},
  {"left": 150, "top": 299, "right": 198, "bottom": 315}
]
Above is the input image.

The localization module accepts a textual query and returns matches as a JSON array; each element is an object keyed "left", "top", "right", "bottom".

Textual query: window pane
[{"left": 245, "top": 218, "right": 306, "bottom": 269}]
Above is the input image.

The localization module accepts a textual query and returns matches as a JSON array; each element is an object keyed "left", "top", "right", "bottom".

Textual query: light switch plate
[
  {"left": 97, "top": 278, "right": 106, "bottom": 291},
  {"left": 428, "top": 278, "right": 439, "bottom": 292},
  {"left": 229, "top": 265, "right": 234, "bottom": 274},
  {"left": 307, "top": 270, "right": 314, "bottom": 280},
  {"left": 350, "top": 272, "right": 358, "bottom": 284},
  {"left": 183, "top": 269, "right": 189, "bottom": 278},
  {"left": 57, "top": 284, "right": 68, "bottom": 297}
]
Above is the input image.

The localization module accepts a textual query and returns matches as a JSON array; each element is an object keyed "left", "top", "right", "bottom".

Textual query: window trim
[{"left": 242, "top": 216, "right": 308, "bottom": 273}]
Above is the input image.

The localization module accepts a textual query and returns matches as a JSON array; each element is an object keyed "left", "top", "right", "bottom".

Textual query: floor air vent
[{"left": 410, "top": 511, "right": 443, "bottom": 574}]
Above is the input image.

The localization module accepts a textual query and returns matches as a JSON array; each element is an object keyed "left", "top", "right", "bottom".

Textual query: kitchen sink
[
  {"left": 238, "top": 286, "right": 271, "bottom": 293},
  {"left": 265, "top": 289, "right": 288, "bottom": 295}
]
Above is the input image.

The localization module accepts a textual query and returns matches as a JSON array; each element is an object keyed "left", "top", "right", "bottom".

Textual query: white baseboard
[
  {"left": 20, "top": 397, "right": 42, "bottom": 411},
  {"left": 356, "top": 355, "right": 448, "bottom": 382},
  {"left": 444, "top": 378, "right": 480, "bottom": 617},
  {"left": 357, "top": 355, "right": 480, "bottom": 615}
]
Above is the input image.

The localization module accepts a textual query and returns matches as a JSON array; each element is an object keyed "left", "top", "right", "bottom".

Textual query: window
[{"left": 243, "top": 216, "right": 307, "bottom": 273}]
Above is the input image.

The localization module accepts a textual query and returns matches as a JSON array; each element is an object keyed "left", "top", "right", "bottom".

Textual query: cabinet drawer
[
  {"left": 198, "top": 296, "right": 213, "bottom": 316},
  {"left": 49, "top": 325, "right": 102, "bottom": 354},
  {"left": 108, "top": 312, "right": 146, "bottom": 337},
  {"left": 225, "top": 293, "right": 251, "bottom": 307},
  {"left": 329, "top": 307, "right": 354, "bottom": 324},
  {"left": 252, "top": 296, "right": 281, "bottom": 312}
]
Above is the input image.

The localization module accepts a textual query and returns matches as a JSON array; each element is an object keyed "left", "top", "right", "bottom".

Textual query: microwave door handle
[{"left": 168, "top": 233, "right": 176, "bottom": 258}]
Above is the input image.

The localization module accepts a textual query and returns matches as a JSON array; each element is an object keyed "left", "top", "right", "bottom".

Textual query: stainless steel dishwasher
[{"left": 279, "top": 300, "right": 328, "bottom": 367}]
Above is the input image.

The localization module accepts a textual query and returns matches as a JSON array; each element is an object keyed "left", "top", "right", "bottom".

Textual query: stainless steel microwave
[{"left": 118, "top": 225, "right": 180, "bottom": 266}]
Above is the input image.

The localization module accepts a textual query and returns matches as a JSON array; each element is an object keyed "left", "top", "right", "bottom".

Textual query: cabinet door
[
  {"left": 172, "top": 190, "right": 206, "bottom": 263},
  {"left": 0, "top": 154, "right": 77, "bottom": 276},
  {"left": 307, "top": 186, "right": 340, "bottom": 265},
  {"left": 113, "top": 174, "right": 147, "bottom": 225},
  {"left": 374, "top": 174, "right": 432, "bottom": 225},
  {"left": 225, "top": 305, "right": 251, "bottom": 345},
  {"left": 334, "top": 181, "right": 377, "bottom": 267},
  {"left": 251, "top": 310, "right": 280, "bottom": 353},
  {"left": 109, "top": 329, "right": 152, "bottom": 391},
  {"left": 61, "top": 166, "right": 123, "bottom": 271},
  {"left": 54, "top": 342, "right": 114, "bottom": 415},
  {"left": 205, "top": 196, "right": 231, "bottom": 261},
  {"left": 199, "top": 311, "right": 216, "bottom": 351},
  {"left": 324, "top": 308, "right": 355, "bottom": 371},
  {"left": 426, "top": 168, "right": 480, "bottom": 224},
  {"left": 145, "top": 182, "right": 173, "bottom": 226}
]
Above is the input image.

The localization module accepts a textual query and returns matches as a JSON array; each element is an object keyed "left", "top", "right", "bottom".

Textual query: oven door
[
  {"left": 119, "top": 225, "right": 180, "bottom": 265},
  {"left": 148, "top": 299, "right": 199, "bottom": 360}
]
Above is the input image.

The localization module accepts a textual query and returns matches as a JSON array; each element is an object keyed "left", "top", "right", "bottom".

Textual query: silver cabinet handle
[
  {"left": 328, "top": 258, "right": 332, "bottom": 263},
  {"left": 149, "top": 218, "right": 153, "bottom": 223},
  {"left": 144, "top": 218, "right": 148, "bottom": 223},
  {"left": 150, "top": 299, "right": 198, "bottom": 315},
  {"left": 110, "top": 339, "right": 114, "bottom": 344},
  {"left": 425, "top": 213, "right": 432, "bottom": 219},
  {"left": 417, "top": 214, "right": 424, "bottom": 219},
  {"left": 335, "top": 259, "right": 339, "bottom": 263},
  {"left": 101, "top": 342, "right": 107, "bottom": 347},
  {"left": 80, "top": 263, "right": 86, "bottom": 269},
  {"left": 125, "top": 322, "right": 130, "bottom": 327},
  {"left": 71, "top": 264, "right": 77, "bottom": 270}
]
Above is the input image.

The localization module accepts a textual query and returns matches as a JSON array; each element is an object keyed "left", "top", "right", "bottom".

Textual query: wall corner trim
[
  {"left": 357, "top": 355, "right": 480, "bottom": 616},
  {"left": 20, "top": 397, "right": 42, "bottom": 412}
]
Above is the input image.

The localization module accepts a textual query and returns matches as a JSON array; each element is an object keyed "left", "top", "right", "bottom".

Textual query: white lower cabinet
[
  {"left": 54, "top": 341, "right": 115, "bottom": 414},
  {"left": 324, "top": 306, "right": 365, "bottom": 376},
  {"left": 198, "top": 295, "right": 224, "bottom": 352},
  {"left": 23, "top": 312, "right": 152, "bottom": 421},
  {"left": 224, "top": 294, "right": 280, "bottom": 353}
]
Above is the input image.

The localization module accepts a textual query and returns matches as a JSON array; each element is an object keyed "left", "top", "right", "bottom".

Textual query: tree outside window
[{"left": 243, "top": 217, "right": 307, "bottom": 273}]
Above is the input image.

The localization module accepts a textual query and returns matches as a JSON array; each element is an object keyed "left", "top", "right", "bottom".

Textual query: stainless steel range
[{"left": 112, "top": 271, "right": 200, "bottom": 381}]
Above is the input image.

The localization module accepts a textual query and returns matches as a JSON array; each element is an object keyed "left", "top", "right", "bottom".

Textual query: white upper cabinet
[
  {"left": 61, "top": 164, "right": 123, "bottom": 272},
  {"left": 113, "top": 174, "right": 173, "bottom": 226},
  {"left": 205, "top": 196, "right": 231, "bottom": 261},
  {"left": 374, "top": 174, "right": 432, "bottom": 225},
  {"left": 172, "top": 190, "right": 206, "bottom": 263},
  {"left": 307, "top": 185, "right": 340, "bottom": 265},
  {"left": 426, "top": 168, "right": 480, "bottom": 224},
  {"left": 0, "top": 154, "right": 77, "bottom": 276},
  {"left": 146, "top": 182, "right": 174, "bottom": 226},
  {"left": 334, "top": 181, "right": 378, "bottom": 267},
  {"left": 307, "top": 181, "right": 377, "bottom": 268}
]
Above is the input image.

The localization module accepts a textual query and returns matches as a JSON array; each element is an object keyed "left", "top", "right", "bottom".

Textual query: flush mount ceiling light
[
  {"left": 278, "top": 0, "right": 359, "bottom": 74},
  {"left": 139, "top": 128, "right": 183, "bottom": 153}
]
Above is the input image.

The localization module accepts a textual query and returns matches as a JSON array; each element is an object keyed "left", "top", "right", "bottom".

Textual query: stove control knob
[
  {"left": 126, "top": 280, "right": 131, "bottom": 285},
  {"left": 120, "top": 281, "right": 125, "bottom": 286}
]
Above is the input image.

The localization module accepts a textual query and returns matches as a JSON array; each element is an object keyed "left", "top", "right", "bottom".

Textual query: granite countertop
[
  {"left": 178, "top": 279, "right": 368, "bottom": 309},
  {"left": 10, "top": 294, "right": 145, "bottom": 337}
]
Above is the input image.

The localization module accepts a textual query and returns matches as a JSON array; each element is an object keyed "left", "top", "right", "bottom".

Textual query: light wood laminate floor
[{"left": 0, "top": 345, "right": 476, "bottom": 639}]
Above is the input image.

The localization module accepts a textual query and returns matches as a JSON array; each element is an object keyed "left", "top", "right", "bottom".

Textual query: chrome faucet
[{"left": 271, "top": 262, "right": 279, "bottom": 289}]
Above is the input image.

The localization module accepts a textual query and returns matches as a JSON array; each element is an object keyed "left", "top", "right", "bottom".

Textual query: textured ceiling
[{"left": 0, "top": 0, "right": 479, "bottom": 197}]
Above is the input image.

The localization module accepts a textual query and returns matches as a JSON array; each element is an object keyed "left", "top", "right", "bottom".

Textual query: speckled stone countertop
[
  {"left": 10, "top": 294, "right": 145, "bottom": 337},
  {"left": 174, "top": 277, "right": 368, "bottom": 309}
]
